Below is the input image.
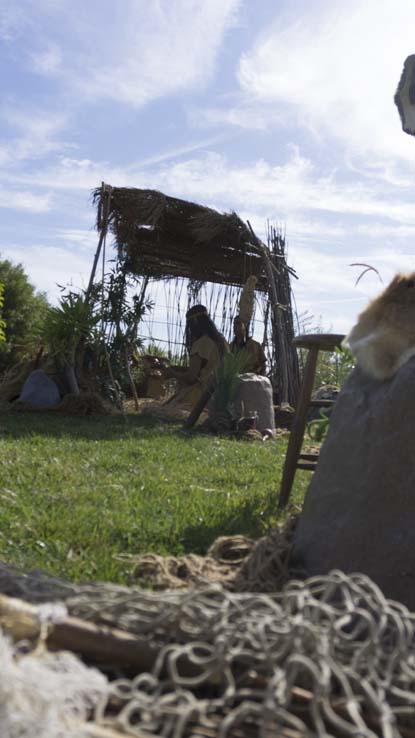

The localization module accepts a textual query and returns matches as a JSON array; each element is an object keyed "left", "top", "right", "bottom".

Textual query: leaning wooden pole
[
  {"left": 85, "top": 182, "right": 112, "bottom": 304},
  {"left": 183, "top": 380, "right": 216, "bottom": 429},
  {"left": 247, "top": 221, "right": 290, "bottom": 405},
  {"left": 124, "top": 344, "right": 140, "bottom": 411},
  {"left": 267, "top": 224, "right": 300, "bottom": 408}
]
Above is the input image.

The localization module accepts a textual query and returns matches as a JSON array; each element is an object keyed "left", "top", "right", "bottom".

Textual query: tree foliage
[
  {"left": 97, "top": 263, "right": 153, "bottom": 394},
  {"left": 0, "top": 283, "right": 6, "bottom": 344},
  {"left": 0, "top": 258, "right": 49, "bottom": 370},
  {"left": 39, "top": 263, "right": 153, "bottom": 398},
  {"left": 40, "top": 288, "right": 101, "bottom": 395},
  {"left": 41, "top": 290, "right": 100, "bottom": 362},
  {"left": 313, "top": 346, "right": 355, "bottom": 389}
]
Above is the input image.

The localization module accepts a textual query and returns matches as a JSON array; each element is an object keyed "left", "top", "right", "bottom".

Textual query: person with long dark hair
[
  {"left": 230, "top": 315, "right": 266, "bottom": 375},
  {"left": 164, "top": 305, "right": 228, "bottom": 408}
]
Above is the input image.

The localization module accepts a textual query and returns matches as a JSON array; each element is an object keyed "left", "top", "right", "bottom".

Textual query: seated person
[
  {"left": 230, "top": 315, "right": 266, "bottom": 375},
  {"left": 163, "top": 305, "right": 228, "bottom": 408}
]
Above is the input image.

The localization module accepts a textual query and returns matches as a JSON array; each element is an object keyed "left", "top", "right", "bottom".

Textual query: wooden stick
[
  {"left": 183, "top": 380, "right": 215, "bottom": 429},
  {"left": 247, "top": 221, "right": 290, "bottom": 405},
  {"left": 86, "top": 183, "right": 112, "bottom": 304},
  {"left": 124, "top": 344, "right": 139, "bottom": 411},
  {"left": 47, "top": 616, "right": 157, "bottom": 668},
  {"left": 0, "top": 593, "right": 210, "bottom": 679},
  {"left": 0, "top": 594, "right": 157, "bottom": 670}
]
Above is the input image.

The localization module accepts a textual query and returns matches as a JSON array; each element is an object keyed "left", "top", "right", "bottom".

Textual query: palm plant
[
  {"left": 41, "top": 290, "right": 100, "bottom": 394},
  {"left": 211, "top": 350, "right": 248, "bottom": 428}
]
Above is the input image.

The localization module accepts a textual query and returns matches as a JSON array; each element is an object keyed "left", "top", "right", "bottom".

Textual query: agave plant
[
  {"left": 41, "top": 290, "right": 100, "bottom": 394},
  {"left": 211, "top": 350, "right": 248, "bottom": 428}
]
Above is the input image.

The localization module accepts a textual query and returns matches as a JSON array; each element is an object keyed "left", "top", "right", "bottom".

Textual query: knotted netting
[{"left": 1, "top": 561, "right": 415, "bottom": 737}]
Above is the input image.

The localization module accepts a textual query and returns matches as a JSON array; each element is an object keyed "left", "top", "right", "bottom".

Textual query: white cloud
[
  {"left": 3, "top": 0, "right": 414, "bottom": 338},
  {"left": 0, "top": 244, "right": 93, "bottom": 301},
  {"left": 191, "top": 101, "right": 284, "bottom": 131},
  {"left": 13, "top": 0, "right": 241, "bottom": 107},
  {"left": 237, "top": 0, "right": 415, "bottom": 163},
  {"left": 285, "top": 215, "right": 346, "bottom": 242},
  {"left": 57, "top": 228, "right": 98, "bottom": 251},
  {"left": 0, "top": 107, "right": 71, "bottom": 166},
  {"left": 290, "top": 241, "right": 415, "bottom": 333},
  {"left": 289, "top": 252, "right": 374, "bottom": 334},
  {"left": 132, "top": 135, "right": 228, "bottom": 168},
  {"left": 356, "top": 222, "right": 415, "bottom": 240},
  {"left": 137, "top": 150, "right": 415, "bottom": 228},
  {"left": 30, "top": 43, "right": 62, "bottom": 74},
  {"left": 27, "top": 149, "right": 410, "bottom": 334},
  {"left": 8, "top": 156, "right": 130, "bottom": 191},
  {"left": 0, "top": 188, "right": 52, "bottom": 213},
  {"left": 0, "top": 3, "right": 29, "bottom": 41},
  {"left": 6, "top": 146, "right": 415, "bottom": 230}
]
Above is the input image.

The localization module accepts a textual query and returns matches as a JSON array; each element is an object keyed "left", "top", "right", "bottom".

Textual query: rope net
[
  {"left": 90, "top": 572, "right": 414, "bottom": 738},
  {"left": 0, "top": 629, "right": 107, "bottom": 738},
  {"left": 1, "top": 524, "right": 415, "bottom": 737}
]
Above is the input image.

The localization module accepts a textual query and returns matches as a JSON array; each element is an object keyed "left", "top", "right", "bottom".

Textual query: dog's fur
[{"left": 343, "top": 273, "right": 415, "bottom": 380}]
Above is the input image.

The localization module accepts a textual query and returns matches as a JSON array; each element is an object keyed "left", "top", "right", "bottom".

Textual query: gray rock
[
  {"left": 292, "top": 356, "right": 415, "bottom": 609},
  {"left": 18, "top": 369, "right": 61, "bottom": 407}
]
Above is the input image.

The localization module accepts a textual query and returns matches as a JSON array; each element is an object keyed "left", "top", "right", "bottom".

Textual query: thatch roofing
[{"left": 93, "top": 186, "right": 270, "bottom": 289}]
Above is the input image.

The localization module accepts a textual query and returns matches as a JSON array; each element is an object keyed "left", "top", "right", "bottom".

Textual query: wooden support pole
[
  {"left": 183, "top": 380, "right": 215, "bottom": 429},
  {"left": 247, "top": 221, "right": 290, "bottom": 405},
  {"left": 124, "top": 344, "right": 139, "bottom": 411},
  {"left": 85, "top": 182, "right": 112, "bottom": 304}
]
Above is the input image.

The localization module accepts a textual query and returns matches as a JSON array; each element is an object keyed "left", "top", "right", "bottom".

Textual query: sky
[{"left": 1, "top": 0, "right": 415, "bottom": 342}]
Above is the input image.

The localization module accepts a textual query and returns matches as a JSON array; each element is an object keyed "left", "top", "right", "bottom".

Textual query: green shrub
[{"left": 0, "top": 257, "right": 49, "bottom": 370}]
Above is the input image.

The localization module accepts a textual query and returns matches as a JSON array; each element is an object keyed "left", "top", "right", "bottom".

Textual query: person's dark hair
[
  {"left": 185, "top": 304, "right": 226, "bottom": 353},
  {"left": 232, "top": 314, "right": 250, "bottom": 348}
]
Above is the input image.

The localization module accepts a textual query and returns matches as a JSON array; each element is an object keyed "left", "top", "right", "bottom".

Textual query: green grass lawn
[{"left": 0, "top": 412, "right": 310, "bottom": 584}]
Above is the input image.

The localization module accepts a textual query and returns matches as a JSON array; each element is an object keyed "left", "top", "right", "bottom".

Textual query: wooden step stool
[{"left": 278, "top": 333, "right": 345, "bottom": 509}]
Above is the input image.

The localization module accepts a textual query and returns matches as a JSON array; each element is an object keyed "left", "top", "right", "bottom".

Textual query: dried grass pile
[
  {"left": 122, "top": 516, "right": 296, "bottom": 592},
  {"left": 122, "top": 535, "right": 256, "bottom": 591},
  {"left": 12, "top": 392, "right": 113, "bottom": 416},
  {"left": 0, "top": 360, "right": 37, "bottom": 403},
  {"left": 54, "top": 392, "right": 113, "bottom": 416}
]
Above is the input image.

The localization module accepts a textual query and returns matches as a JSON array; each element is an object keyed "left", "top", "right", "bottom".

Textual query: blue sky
[{"left": 1, "top": 0, "right": 415, "bottom": 338}]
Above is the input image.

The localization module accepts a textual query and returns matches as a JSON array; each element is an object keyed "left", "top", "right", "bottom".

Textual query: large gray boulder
[
  {"left": 292, "top": 356, "right": 415, "bottom": 609},
  {"left": 18, "top": 369, "right": 61, "bottom": 407}
]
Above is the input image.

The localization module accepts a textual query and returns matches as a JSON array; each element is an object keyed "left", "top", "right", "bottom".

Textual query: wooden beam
[{"left": 85, "top": 182, "right": 112, "bottom": 303}]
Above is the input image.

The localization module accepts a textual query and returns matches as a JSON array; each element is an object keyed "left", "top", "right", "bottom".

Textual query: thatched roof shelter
[
  {"left": 92, "top": 184, "right": 300, "bottom": 406},
  {"left": 93, "top": 186, "right": 270, "bottom": 290}
]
